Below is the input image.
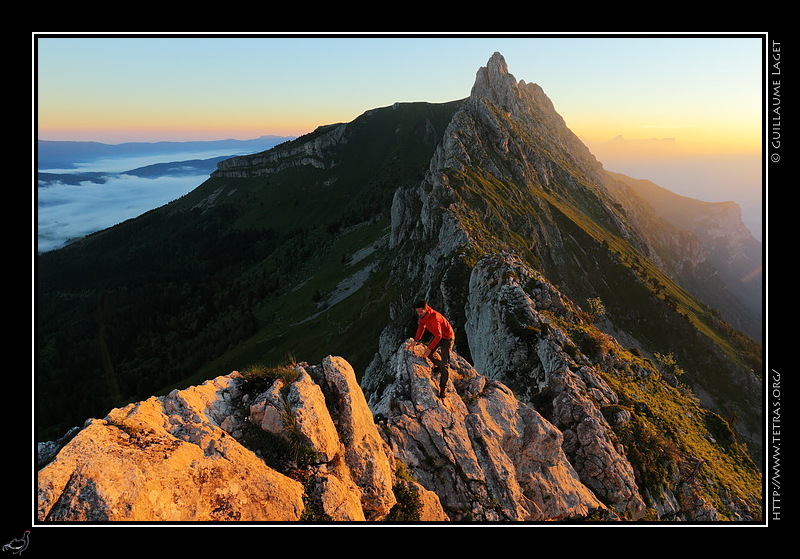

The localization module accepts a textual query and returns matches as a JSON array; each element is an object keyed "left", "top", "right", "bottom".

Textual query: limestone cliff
[
  {"left": 212, "top": 123, "right": 345, "bottom": 178},
  {"left": 38, "top": 355, "right": 432, "bottom": 522}
]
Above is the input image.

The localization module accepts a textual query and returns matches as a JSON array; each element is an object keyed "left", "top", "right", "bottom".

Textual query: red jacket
[{"left": 415, "top": 306, "right": 454, "bottom": 351}]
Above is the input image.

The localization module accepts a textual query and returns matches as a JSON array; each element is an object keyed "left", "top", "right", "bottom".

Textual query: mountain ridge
[
  {"left": 604, "top": 171, "right": 761, "bottom": 339},
  {"left": 35, "top": 52, "right": 762, "bottom": 523}
]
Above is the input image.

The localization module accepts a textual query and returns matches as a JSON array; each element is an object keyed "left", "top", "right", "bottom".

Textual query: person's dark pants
[{"left": 431, "top": 338, "right": 454, "bottom": 396}]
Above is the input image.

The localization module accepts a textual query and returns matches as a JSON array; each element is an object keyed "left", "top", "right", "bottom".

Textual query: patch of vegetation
[
  {"left": 547, "top": 307, "right": 761, "bottom": 520},
  {"left": 585, "top": 296, "right": 606, "bottom": 322},
  {"left": 236, "top": 418, "right": 296, "bottom": 472},
  {"left": 300, "top": 478, "right": 333, "bottom": 522},
  {"left": 597, "top": 342, "right": 761, "bottom": 519},
  {"left": 239, "top": 361, "right": 300, "bottom": 396},
  {"left": 385, "top": 482, "right": 424, "bottom": 522},
  {"left": 235, "top": 360, "right": 321, "bottom": 472},
  {"left": 385, "top": 462, "right": 424, "bottom": 522}
]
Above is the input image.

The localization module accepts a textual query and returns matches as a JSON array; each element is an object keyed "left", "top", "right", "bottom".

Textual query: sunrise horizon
[{"left": 36, "top": 125, "right": 762, "bottom": 155}]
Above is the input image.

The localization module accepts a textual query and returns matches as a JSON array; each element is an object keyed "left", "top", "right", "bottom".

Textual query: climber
[{"left": 411, "top": 300, "right": 455, "bottom": 398}]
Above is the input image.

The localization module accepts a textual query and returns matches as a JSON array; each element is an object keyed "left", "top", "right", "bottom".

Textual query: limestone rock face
[
  {"left": 373, "top": 341, "right": 605, "bottom": 521},
  {"left": 37, "top": 357, "right": 447, "bottom": 523},
  {"left": 465, "top": 252, "right": 646, "bottom": 519},
  {"left": 212, "top": 123, "right": 347, "bottom": 178},
  {"left": 37, "top": 374, "right": 306, "bottom": 522},
  {"left": 302, "top": 355, "right": 398, "bottom": 519},
  {"left": 248, "top": 368, "right": 341, "bottom": 464}
]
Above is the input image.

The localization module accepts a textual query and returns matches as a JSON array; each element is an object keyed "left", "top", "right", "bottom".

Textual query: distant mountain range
[
  {"left": 38, "top": 155, "right": 236, "bottom": 186},
  {"left": 37, "top": 136, "right": 296, "bottom": 170}
]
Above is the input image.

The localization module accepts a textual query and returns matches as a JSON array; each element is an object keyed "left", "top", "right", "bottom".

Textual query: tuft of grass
[
  {"left": 236, "top": 359, "right": 319, "bottom": 471},
  {"left": 240, "top": 361, "right": 301, "bottom": 392}
]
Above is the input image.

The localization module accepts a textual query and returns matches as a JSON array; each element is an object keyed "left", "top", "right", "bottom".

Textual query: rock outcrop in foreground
[
  {"left": 37, "top": 341, "right": 608, "bottom": 522},
  {"left": 373, "top": 341, "right": 605, "bottom": 521}
]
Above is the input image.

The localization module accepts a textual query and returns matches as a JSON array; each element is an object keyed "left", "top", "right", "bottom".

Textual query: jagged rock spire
[
  {"left": 465, "top": 51, "right": 605, "bottom": 185},
  {"left": 470, "top": 52, "right": 518, "bottom": 108}
]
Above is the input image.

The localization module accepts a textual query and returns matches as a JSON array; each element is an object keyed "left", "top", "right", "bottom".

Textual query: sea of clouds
[
  {"left": 37, "top": 174, "right": 207, "bottom": 253},
  {"left": 36, "top": 150, "right": 241, "bottom": 253}
]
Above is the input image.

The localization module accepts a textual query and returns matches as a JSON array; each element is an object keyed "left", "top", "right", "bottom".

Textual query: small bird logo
[{"left": 2, "top": 531, "right": 29, "bottom": 555}]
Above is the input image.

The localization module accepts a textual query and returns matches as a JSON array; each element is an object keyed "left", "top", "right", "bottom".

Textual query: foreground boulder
[{"left": 37, "top": 375, "right": 306, "bottom": 521}]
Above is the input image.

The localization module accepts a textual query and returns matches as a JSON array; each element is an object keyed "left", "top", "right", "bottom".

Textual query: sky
[
  {"left": 34, "top": 33, "right": 767, "bottom": 242},
  {"left": 35, "top": 33, "right": 764, "bottom": 150}
]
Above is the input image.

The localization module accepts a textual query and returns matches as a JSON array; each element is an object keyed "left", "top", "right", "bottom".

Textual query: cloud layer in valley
[{"left": 37, "top": 172, "right": 206, "bottom": 253}]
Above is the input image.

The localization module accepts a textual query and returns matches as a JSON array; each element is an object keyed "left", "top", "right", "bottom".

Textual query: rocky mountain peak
[
  {"left": 469, "top": 51, "right": 516, "bottom": 107},
  {"left": 465, "top": 52, "right": 607, "bottom": 192}
]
